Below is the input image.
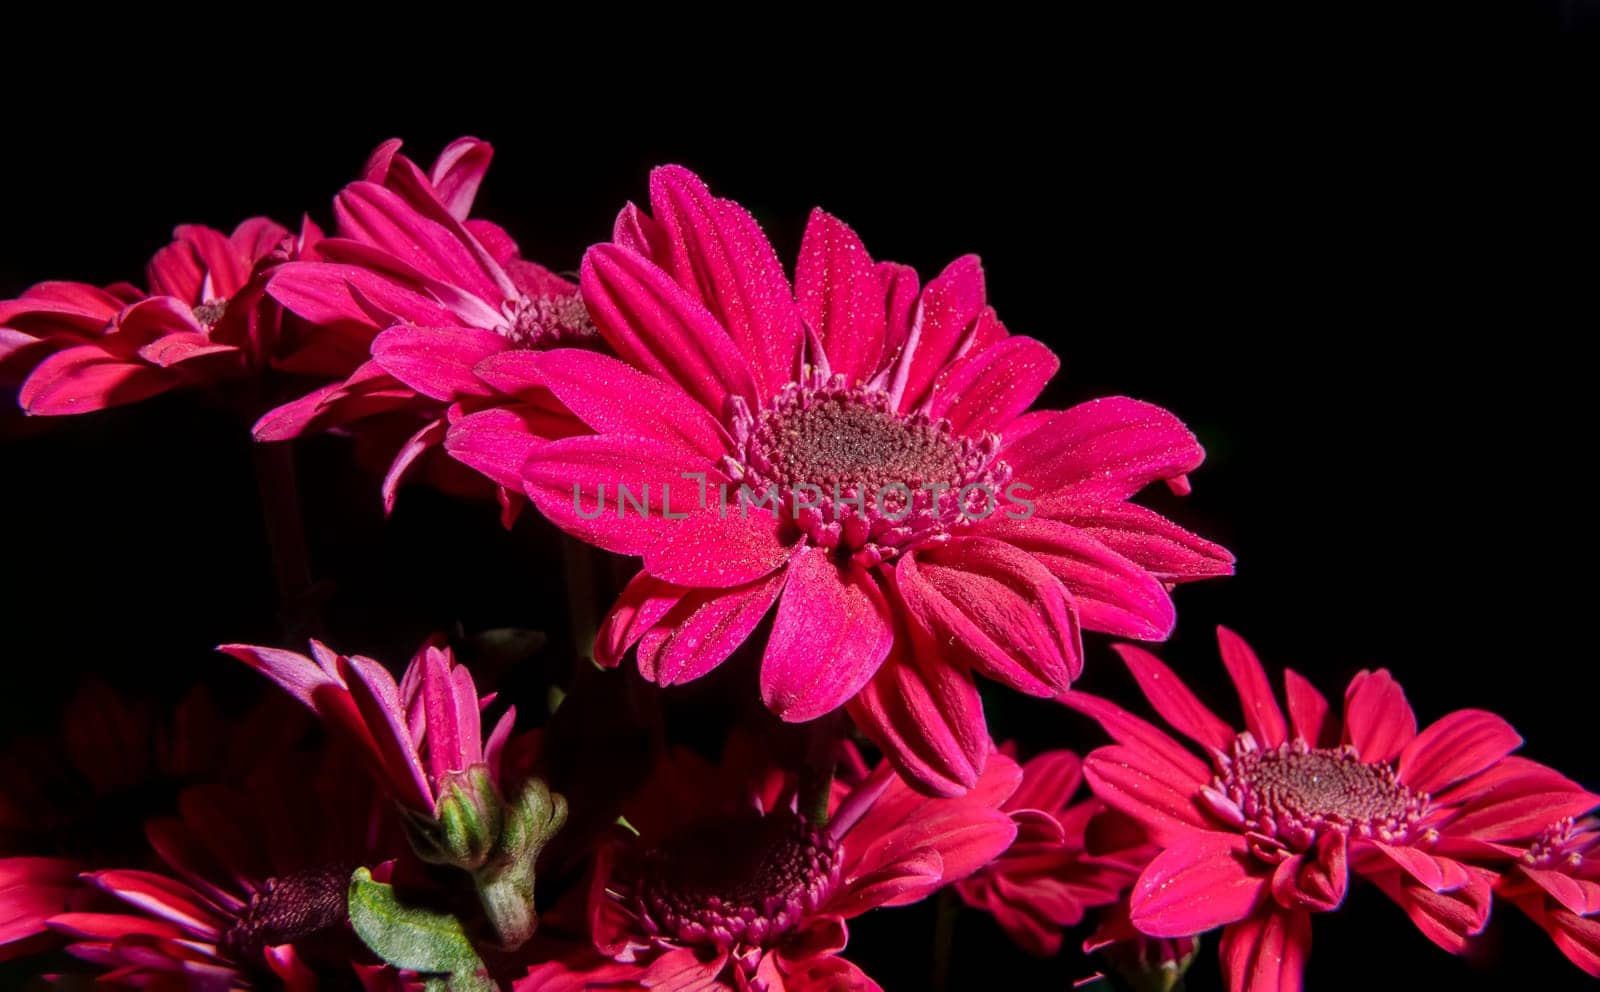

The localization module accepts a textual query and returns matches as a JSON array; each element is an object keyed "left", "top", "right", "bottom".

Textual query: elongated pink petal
[
  {"left": 927, "top": 336, "right": 1059, "bottom": 436},
  {"left": 523, "top": 348, "right": 730, "bottom": 463},
  {"left": 1056, "top": 692, "right": 1214, "bottom": 785},
  {"left": 215, "top": 645, "right": 338, "bottom": 708},
  {"left": 595, "top": 572, "right": 686, "bottom": 669},
  {"left": 335, "top": 182, "right": 505, "bottom": 305},
  {"left": 638, "top": 945, "right": 729, "bottom": 992},
  {"left": 977, "top": 516, "right": 1175, "bottom": 640},
  {"left": 1005, "top": 397, "right": 1206, "bottom": 508},
  {"left": 85, "top": 871, "right": 224, "bottom": 936},
  {"left": 1341, "top": 669, "right": 1416, "bottom": 762},
  {"left": 422, "top": 651, "right": 466, "bottom": 782},
  {"left": 796, "top": 208, "right": 885, "bottom": 384},
  {"left": 645, "top": 507, "right": 798, "bottom": 588},
  {"left": 1216, "top": 627, "right": 1289, "bottom": 748},
  {"left": 371, "top": 325, "right": 505, "bottom": 402},
  {"left": 1282, "top": 668, "right": 1332, "bottom": 748},
  {"left": 1049, "top": 501, "right": 1234, "bottom": 583},
  {"left": 895, "top": 539, "right": 1080, "bottom": 697},
  {"left": 1218, "top": 909, "right": 1311, "bottom": 992},
  {"left": 762, "top": 549, "right": 894, "bottom": 722},
  {"left": 19, "top": 347, "right": 177, "bottom": 415},
  {"left": 891, "top": 256, "right": 987, "bottom": 412},
  {"left": 1435, "top": 757, "right": 1599, "bottom": 840},
  {"left": 522, "top": 434, "right": 715, "bottom": 556},
  {"left": 427, "top": 137, "right": 494, "bottom": 221},
  {"left": 1364, "top": 865, "right": 1492, "bottom": 953},
  {"left": 647, "top": 166, "right": 803, "bottom": 400},
  {"left": 1398, "top": 709, "right": 1522, "bottom": 795},
  {"left": 827, "top": 850, "right": 944, "bottom": 918},
  {"left": 382, "top": 418, "right": 447, "bottom": 515},
  {"left": 1270, "top": 832, "right": 1348, "bottom": 913},
  {"left": 846, "top": 648, "right": 989, "bottom": 798},
  {"left": 339, "top": 655, "right": 433, "bottom": 813},
  {"left": 1111, "top": 644, "right": 1235, "bottom": 752},
  {"left": 1130, "top": 831, "right": 1266, "bottom": 937},
  {"left": 581, "top": 245, "right": 756, "bottom": 416},
  {"left": 1008, "top": 750, "right": 1085, "bottom": 815},
  {"left": 640, "top": 572, "right": 786, "bottom": 687},
  {"left": 1546, "top": 907, "right": 1600, "bottom": 978},
  {"left": 1523, "top": 868, "right": 1600, "bottom": 916},
  {"left": 1082, "top": 746, "right": 1214, "bottom": 843}
]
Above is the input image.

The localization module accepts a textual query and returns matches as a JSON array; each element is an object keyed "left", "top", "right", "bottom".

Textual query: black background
[{"left": 3, "top": 26, "right": 1597, "bottom": 990}]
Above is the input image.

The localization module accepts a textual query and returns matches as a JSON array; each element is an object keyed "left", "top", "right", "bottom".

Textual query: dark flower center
[
  {"left": 1203, "top": 738, "right": 1428, "bottom": 851},
  {"left": 1521, "top": 818, "right": 1588, "bottom": 872},
  {"left": 502, "top": 293, "right": 597, "bottom": 349},
  {"left": 731, "top": 374, "right": 1009, "bottom": 565},
  {"left": 221, "top": 864, "right": 352, "bottom": 959},
  {"left": 191, "top": 299, "right": 229, "bottom": 327},
  {"left": 632, "top": 811, "right": 839, "bottom": 951}
]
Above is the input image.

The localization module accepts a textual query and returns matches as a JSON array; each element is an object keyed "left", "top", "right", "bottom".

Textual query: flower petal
[
  {"left": 1398, "top": 709, "right": 1522, "bottom": 795},
  {"left": 761, "top": 549, "right": 894, "bottom": 722},
  {"left": 1049, "top": 501, "right": 1234, "bottom": 583},
  {"left": 640, "top": 572, "right": 786, "bottom": 688},
  {"left": 1129, "top": 831, "right": 1266, "bottom": 937},
  {"left": 795, "top": 208, "right": 885, "bottom": 384},
  {"left": 1341, "top": 669, "right": 1416, "bottom": 763},
  {"left": 522, "top": 434, "right": 715, "bottom": 556},
  {"left": 889, "top": 256, "right": 986, "bottom": 412},
  {"left": 19, "top": 347, "right": 178, "bottom": 415},
  {"left": 1110, "top": 644, "right": 1236, "bottom": 753},
  {"left": 645, "top": 507, "right": 799, "bottom": 589},
  {"left": 1004, "top": 397, "right": 1206, "bottom": 508},
  {"left": 1216, "top": 627, "right": 1289, "bottom": 749},
  {"left": 595, "top": 571, "right": 687, "bottom": 669},
  {"left": 846, "top": 647, "right": 989, "bottom": 798},
  {"left": 1283, "top": 668, "right": 1332, "bottom": 748},
  {"left": 1081, "top": 746, "right": 1213, "bottom": 844},
  {"left": 1218, "top": 909, "right": 1312, "bottom": 992},
  {"left": 370, "top": 325, "right": 506, "bottom": 402},
  {"left": 926, "top": 336, "right": 1059, "bottom": 436}
]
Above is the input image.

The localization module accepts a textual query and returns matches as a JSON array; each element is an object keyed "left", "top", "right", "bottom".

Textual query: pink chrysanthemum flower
[
  {"left": 519, "top": 743, "right": 1020, "bottom": 991},
  {"left": 1, "top": 857, "right": 82, "bottom": 961},
  {"left": 502, "top": 167, "right": 1230, "bottom": 796},
  {"left": 955, "top": 746, "right": 1141, "bottom": 957},
  {"left": 2, "top": 215, "right": 328, "bottom": 416},
  {"left": 1062, "top": 627, "right": 1600, "bottom": 992},
  {"left": 1490, "top": 816, "right": 1600, "bottom": 976},
  {"left": 46, "top": 749, "right": 408, "bottom": 989},
  {"left": 257, "top": 137, "right": 593, "bottom": 515}
]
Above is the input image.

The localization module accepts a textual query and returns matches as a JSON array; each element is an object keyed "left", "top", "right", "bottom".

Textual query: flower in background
[
  {"left": 46, "top": 748, "right": 410, "bottom": 989},
  {"left": 956, "top": 746, "right": 1141, "bottom": 957},
  {"left": 519, "top": 742, "right": 1020, "bottom": 991},
  {"left": 257, "top": 137, "right": 595, "bottom": 516},
  {"left": 507, "top": 166, "right": 1230, "bottom": 797},
  {"left": 2, "top": 216, "right": 330, "bottom": 416},
  {"left": 220, "top": 635, "right": 564, "bottom": 949},
  {"left": 1488, "top": 816, "right": 1600, "bottom": 977},
  {"left": 0, "top": 857, "right": 82, "bottom": 962},
  {"left": 1061, "top": 627, "right": 1600, "bottom": 992}
]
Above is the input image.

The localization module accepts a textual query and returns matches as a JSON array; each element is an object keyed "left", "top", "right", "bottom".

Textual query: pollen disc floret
[
  {"left": 1521, "top": 818, "right": 1587, "bottom": 871},
  {"left": 631, "top": 811, "right": 841, "bottom": 951},
  {"left": 191, "top": 298, "right": 229, "bottom": 327},
  {"left": 730, "top": 371, "right": 1009, "bottom": 563},
  {"left": 220, "top": 864, "right": 353, "bottom": 958},
  {"left": 501, "top": 293, "right": 597, "bottom": 349},
  {"left": 1202, "top": 736, "right": 1430, "bottom": 852}
]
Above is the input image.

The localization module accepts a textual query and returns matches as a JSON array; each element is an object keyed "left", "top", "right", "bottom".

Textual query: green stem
[
  {"left": 931, "top": 888, "right": 958, "bottom": 992},
  {"left": 560, "top": 534, "right": 599, "bottom": 665},
  {"left": 798, "top": 712, "right": 845, "bottom": 827},
  {"left": 251, "top": 440, "right": 322, "bottom": 641}
]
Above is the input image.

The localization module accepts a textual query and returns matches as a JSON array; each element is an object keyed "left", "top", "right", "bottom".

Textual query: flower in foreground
[
  {"left": 519, "top": 742, "right": 1020, "bottom": 991},
  {"left": 955, "top": 746, "right": 1141, "bottom": 957},
  {"left": 507, "top": 166, "right": 1231, "bottom": 796},
  {"left": 1061, "top": 626, "right": 1599, "bottom": 992},
  {"left": 46, "top": 749, "right": 408, "bottom": 989},
  {"left": 220, "top": 635, "right": 564, "bottom": 949},
  {"left": 2, "top": 216, "right": 327, "bottom": 416},
  {"left": 1490, "top": 816, "right": 1600, "bottom": 976},
  {"left": 257, "top": 137, "right": 594, "bottom": 515}
]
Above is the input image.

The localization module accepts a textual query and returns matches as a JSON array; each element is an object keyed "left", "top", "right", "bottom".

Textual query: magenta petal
[
  {"left": 595, "top": 572, "right": 687, "bottom": 669},
  {"left": 1365, "top": 865, "right": 1492, "bottom": 953},
  {"left": 1049, "top": 501, "right": 1235, "bottom": 583},
  {"left": 647, "top": 166, "right": 803, "bottom": 400},
  {"left": 895, "top": 539, "right": 1081, "bottom": 697},
  {"left": 86, "top": 871, "right": 224, "bottom": 936},
  {"left": 761, "top": 549, "right": 894, "bottom": 723},
  {"left": 1216, "top": 627, "right": 1289, "bottom": 748},
  {"left": 1524, "top": 868, "right": 1600, "bottom": 916},
  {"left": 643, "top": 572, "right": 786, "bottom": 688},
  {"left": 1218, "top": 909, "right": 1311, "bottom": 992},
  {"left": 382, "top": 418, "right": 447, "bottom": 515},
  {"left": 1439, "top": 757, "right": 1600, "bottom": 840},
  {"left": 827, "top": 850, "right": 944, "bottom": 919},
  {"left": 371, "top": 325, "right": 506, "bottom": 402},
  {"left": 19, "top": 346, "right": 177, "bottom": 415},
  {"left": 427, "top": 137, "right": 494, "bottom": 221},
  {"left": 1110, "top": 644, "right": 1235, "bottom": 753},
  {"left": 1365, "top": 843, "right": 1470, "bottom": 892},
  {"left": 1056, "top": 692, "right": 1214, "bottom": 785},
  {"left": 1004, "top": 397, "right": 1206, "bottom": 507},
  {"left": 1082, "top": 746, "right": 1214, "bottom": 844},
  {"left": 1341, "top": 669, "right": 1417, "bottom": 763},
  {"left": 638, "top": 945, "right": 728, "bottom": 992},
  {"left": 581, "top": 245, "right": 757, "bottom": 417},
  {"left": 421, "top": 651, "right": 466, "bottom": 782},
  {"left": 522, "top": 434, "right": 715, "bottom": 556},
  {"left": 526, "top": 348, "right": 730, "bottom": 463},
  {"left": 927, "top": 336, "right": 1059, "bottom": 436},
  {"left": 795, "top": 208, "right": 886, "bottom": 384},
  {"left": 977, "top": 516, "right": 1174, "bottom": 640},
  {"left": 1130, "top": 832, "right": 1266, "bottom": 938},
  {"left": 443, "top": 408, "right": 545, "bottom": 491},
  {"left": 891, "top": 255, "right": 987, "bottom": 412},
  {"left": 1397, "top": 709, "right": 1522, "bottom": 795},
  {"left": 216, "top": 644, "right": 336, "bottom": 708},
  {"left": 1283, "top": 668, "right": 1332, "bottom": 748},
  {"left": 339, "top": 655, "right": 433, "bottom": 813},
  {"left": 644, "top": 507, "right": 798, "bottom": 588},
  {"left": 846, "top": 649, "right": 989, "bottom": 798}
]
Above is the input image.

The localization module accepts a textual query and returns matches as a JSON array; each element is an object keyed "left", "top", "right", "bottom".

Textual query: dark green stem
[
  {"left": 251, "top": 440, "right": 322, "bottom": 641},
  {"left": 931, "top": 888, "right": 958, "bottom": 992}
]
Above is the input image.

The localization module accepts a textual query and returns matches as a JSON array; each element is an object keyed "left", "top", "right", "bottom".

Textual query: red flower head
[
  {"left": 955, "top": 746, "right": 1142, "bottom": 957},
  {"left": 1062, "top": 626, "right": 1600, "bottom": 992},
  {"left": 520, "top": 742, "right": 1021, "bottom": 991},
  {"left": 257, "top": 137, "right": 594, "bottom": 516},
  {"left": 1490, "top": 816, "right": 1600, "bottom": 977},
  {"left": 46, "top": 748, "right": 409, "bottom": 989},
  {"left": 504, "top": 166, "right": 1230, "bottom": 797},
  {"left": 2, "top": 216, "right": 326, "bottom": 416}
]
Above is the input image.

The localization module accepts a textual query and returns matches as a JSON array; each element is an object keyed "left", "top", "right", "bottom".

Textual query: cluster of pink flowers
[{"left": 1, "top": 137, "right": 1593, "bottom": 991}]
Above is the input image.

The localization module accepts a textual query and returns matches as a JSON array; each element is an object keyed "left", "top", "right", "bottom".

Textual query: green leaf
[{"left": 347, "top": 867, "right": 496, "bottom": 992}]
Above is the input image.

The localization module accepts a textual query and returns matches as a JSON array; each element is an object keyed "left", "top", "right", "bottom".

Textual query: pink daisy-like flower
[
  {"left": 1490, "top": 816, "right": 1600, "bottom": 976},
  {"left": 2, "top": 214, "right": 327, "bottom": 416},
  {"left": 502, "top": 166, "right": 1230, "bottom": 797},
  {"left": 257, "top": 137, "right": 594, "bottom": 515},
  {"left": 1062, "top": 626, "right": 1600, "bottom": 992},
  {"left": 955, "top": 746, "right": 1142, "bottom": 957},
  {"left": 46, "top": 748, "right": 408, "bottom": 989},
  {"left": 219, "top": 635, "right": 515, "bottom": 822},
  {"left": 519, "top": 742, "right": 1019, "bottom": 991}
]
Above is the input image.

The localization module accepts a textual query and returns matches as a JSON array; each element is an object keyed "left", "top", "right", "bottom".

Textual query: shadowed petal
[{"left": 761, "top": 549, "right": 894, "bottom": 722}]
